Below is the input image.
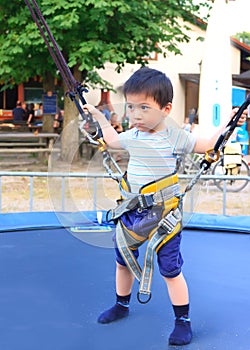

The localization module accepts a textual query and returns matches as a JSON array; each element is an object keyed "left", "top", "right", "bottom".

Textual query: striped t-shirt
[{"left": 118, "top": 126, "right": 196, "bottom": 193}]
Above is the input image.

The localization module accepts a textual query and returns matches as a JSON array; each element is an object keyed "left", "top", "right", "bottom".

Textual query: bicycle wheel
[
  {"left": 183, "top": 153, "right": 203, "bottom": 175},
  {"left": 212, "top": 157, "right": 250, "bottom": 192}
]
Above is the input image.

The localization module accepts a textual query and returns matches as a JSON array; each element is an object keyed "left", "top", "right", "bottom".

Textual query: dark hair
[{"left": 123, "top": 67, "right": 173, "bottom": 108}]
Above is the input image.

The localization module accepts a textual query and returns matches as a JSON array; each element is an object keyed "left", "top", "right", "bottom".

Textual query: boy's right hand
[{"left": 83, "top": 104, "right": 105, "bottom": 122}]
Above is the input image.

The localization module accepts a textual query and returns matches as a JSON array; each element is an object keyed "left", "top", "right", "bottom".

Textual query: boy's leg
[
  {"left": 116, "top": 261, "right": 134, "bottom": 296},
  {"left": 164, "top": 273, "right": 192, "bottom": 345},
  {"left": 98, "top": 262, "right": 134, "bottom": 324},
  {"left": 157, "top": 234, "right": 192, "bottom": 345}
]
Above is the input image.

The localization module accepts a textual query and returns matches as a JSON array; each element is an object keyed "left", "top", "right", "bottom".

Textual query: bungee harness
[
  {"left": 110, "top": 173, "right": 183, "bottom": 303},
  {"left": 25, "top": 0, "right": 250, "bottom": 304}
]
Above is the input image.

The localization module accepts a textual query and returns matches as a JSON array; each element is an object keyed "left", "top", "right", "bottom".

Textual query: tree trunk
[
  {"left": 42, "top": 72, "right": 55, "bottom": 133},
  {"left": 60, "top": 65, "right": 82, "bottom": 163},
  {"left": 60, "top": 90, "right": 79, "bottom": 163}
]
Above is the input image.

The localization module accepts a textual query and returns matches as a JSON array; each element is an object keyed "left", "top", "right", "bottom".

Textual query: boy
[{"left": 83, "top": 67, "right": 246, "bottom": 346}]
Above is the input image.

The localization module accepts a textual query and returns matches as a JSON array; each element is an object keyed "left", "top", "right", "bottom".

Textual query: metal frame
[{"left": 0, "top": 171, "right": 249, "bottom": 215}]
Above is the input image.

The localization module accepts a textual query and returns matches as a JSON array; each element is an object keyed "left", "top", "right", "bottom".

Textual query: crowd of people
[
  {"left": 95, "top": 105, "right": 132, "bottom": 134},
  {"left": 12, "top": 98, "right": 131, "bottom": 136},
  {"left": 12, "top": 100, "right": 63, "bottom": 133}
]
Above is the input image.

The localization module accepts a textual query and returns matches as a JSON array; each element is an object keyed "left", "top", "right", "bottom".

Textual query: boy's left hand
[{"left": 232, "top": 107, "right": 248, "bottom": 126}]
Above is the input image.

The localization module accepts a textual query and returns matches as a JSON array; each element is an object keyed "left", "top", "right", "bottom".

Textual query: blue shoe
[
  {"left": 169, "top": 317, "right": 192, "bottom": 345},
  {"left": 98, "top": 304, "right": 129, "bottom": 324}
]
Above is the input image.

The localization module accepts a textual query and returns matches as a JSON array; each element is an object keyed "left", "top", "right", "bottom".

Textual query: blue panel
[
  {"left": 212, "top": 104, "right": 220, "bottom": 126},
  {"left": 232, "top": 87, "right": 246, "bottom": 106}
]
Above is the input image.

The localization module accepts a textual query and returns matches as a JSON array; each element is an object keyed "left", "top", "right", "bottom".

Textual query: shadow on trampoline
[{"left": 0, "top": 211, "right": 249, "bottom": 350}]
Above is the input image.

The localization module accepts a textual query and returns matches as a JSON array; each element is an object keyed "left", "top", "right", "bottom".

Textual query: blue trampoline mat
[{"left": 0, "top": 212, "right": 249, "bottom": 350}]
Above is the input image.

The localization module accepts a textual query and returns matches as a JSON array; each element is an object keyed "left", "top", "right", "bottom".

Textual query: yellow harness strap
[{"left": 115, "top": 173, "right": 182, "bottom": 303}]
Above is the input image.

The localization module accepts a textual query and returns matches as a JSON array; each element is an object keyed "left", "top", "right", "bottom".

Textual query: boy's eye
[
  {"left": 141, "top": 105, "right": 150, "bottom": 111},
  {"left": 126, "top": 103, "right": 151, "bottom": 112},
  {"left": 127, "top": 104, "right": 135, "bottom": 111}
]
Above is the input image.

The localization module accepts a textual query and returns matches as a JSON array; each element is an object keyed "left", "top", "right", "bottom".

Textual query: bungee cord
[
  {"left": 24, "top": 0, "right": 123, "bottom": 181},
  {"left": 184, "top": 94, "right": 250, "bottom": 194}
]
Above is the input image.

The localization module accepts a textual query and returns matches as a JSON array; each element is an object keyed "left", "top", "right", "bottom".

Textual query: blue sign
[
  {"left": 43, "top": 93, "right": 57, "bottom": 115},
  {"left": 232, "top": 87, "right": 246, "bottom": 107}
]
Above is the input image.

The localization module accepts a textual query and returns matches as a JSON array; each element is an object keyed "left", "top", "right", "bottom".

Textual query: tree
[
  {"left": 0, "top": 0, "right": 209, "bottom": 162},
  {"left": 233, "top": 32, "right": 250, "bottom": 47}
]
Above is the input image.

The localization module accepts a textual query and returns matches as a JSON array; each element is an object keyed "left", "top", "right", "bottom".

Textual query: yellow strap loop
[{"left": 204, "top": 148, "right": 220, "bottom": 164}]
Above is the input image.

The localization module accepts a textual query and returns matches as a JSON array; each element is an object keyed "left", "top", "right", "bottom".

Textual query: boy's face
[{"left": 125, "top": 93, "right": 172, "bottom": 133}]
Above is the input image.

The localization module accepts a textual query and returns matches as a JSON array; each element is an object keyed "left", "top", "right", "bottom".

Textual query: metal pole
[
  {"left": 222, "top": 180, "right": 227, "bottom": 215},
  {"left": 29, "top": 176, "right": 33, "bottom": 212},
  {"left": 0, "top": 177, "right": 2, "bottom": 213},
  {"left": 61, "top": 177, "right": 65, "bottom": 211},
  {"left": 93, "top": 177, "right": 97, "bottom": 211}
]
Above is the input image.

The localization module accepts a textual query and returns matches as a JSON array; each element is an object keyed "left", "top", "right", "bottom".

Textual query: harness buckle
[
  {"left": 127, "top": 194, "right": 155, "bottom": 211},
  {"left": 137, "top": 194, "right": 155, "bottom": 210},
  {"left": 158, "top": 209, "right": 181, "bottom": 234}
]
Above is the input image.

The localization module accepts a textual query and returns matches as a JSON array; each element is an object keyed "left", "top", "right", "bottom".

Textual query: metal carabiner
[{"left": 137, "top": 291, "right": 152, "bottom": 304}]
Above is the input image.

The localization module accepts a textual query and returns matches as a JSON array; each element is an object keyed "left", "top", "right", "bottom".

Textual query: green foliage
[
  {"left": 0, "top": 0, "right": 208, "bottom": 89},
  {"left": 233, "top": 32, "right": 250, "bottom": 47}
]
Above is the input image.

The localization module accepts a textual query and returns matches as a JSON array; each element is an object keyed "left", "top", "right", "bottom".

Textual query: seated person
[
  {"left": 110, "top": 112, "right": 123, "bottom": 133},
  {"left": 53, "top": 108, "right": 63, "bottom": 133},
  {"left": 12, "top": 100, "right": 25, "bottom": 121},
  {"left": 22, "top": 102, "right": 29, "bottom": 121},
  {"left": 27, "top": 103, "right": 35, "bottom": 127},
  {"left": 96, "top": 104, "right": 111, "bottom": 121},
  {"left": 35, "top": 103, "right": 43, "bottom": 116}
]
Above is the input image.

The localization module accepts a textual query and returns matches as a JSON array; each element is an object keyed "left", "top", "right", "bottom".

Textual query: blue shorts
[{"left": 114, "top": 231, "right": 183, "bottom": 278}]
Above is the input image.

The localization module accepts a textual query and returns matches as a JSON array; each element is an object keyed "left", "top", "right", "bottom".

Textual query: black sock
[
  {"left": 116, "top": 293, "right": 131, "bottom": 307},
  {"left": 172, "top": 304, "right": 189, "bottom": 319},
  {"left": 97, "top": 294, "right": 131, "bottom": 324}
]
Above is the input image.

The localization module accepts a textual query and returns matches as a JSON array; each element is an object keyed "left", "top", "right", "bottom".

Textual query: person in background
[
  {"left": 27, "top": 103, "right": 35, "bottom": 127},
  {"left": 12, "top": 100, "right": 25, "bottom": 121},
  {"left": 97, "top": 104, "right": 111, "bottom": 121},
  {"left": 35, "top": 103, "right": 43, "bottom": 116},
  {"left": 236, "top": 122, "right": 249, "bottom": 155},
  {"left": 182, "top": 108, "right": 197, "bottom": 133},
  {"left": 110, "top": 112, "right": 123, "bottom": 133},
  {"left": 121, "top": 114, "right": 130, "bottom": 131},
  {"left": 53, "top": 107, "right": 63, "bottom": 133},
  {"left": 21, "top": 102, "right": 29, "bottom": 121}
]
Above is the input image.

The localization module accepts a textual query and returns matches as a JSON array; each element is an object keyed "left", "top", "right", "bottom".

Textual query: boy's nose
[{"left": 133, "top": 108, "right": 142, "bottom": 119}]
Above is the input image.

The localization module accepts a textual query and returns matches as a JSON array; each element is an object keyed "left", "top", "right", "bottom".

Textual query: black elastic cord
[
  {"left": 214, "top": 94, "right": 250, "bottom": 153},
  {"left": 24, "top": 0, "right": 78, "bottom": 93}
]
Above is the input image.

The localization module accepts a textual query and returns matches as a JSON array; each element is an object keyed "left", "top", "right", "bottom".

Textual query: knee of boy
[
  {"left": 157, "top": 234, "right": 184, "bottom": 277},
  {"left": 115, "top": 247, "right": 139, "bottom": 266}
]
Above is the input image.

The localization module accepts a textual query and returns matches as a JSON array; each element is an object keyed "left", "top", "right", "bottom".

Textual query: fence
[{"left": 0, "top": 171, "right": 249, "bottom": 216}]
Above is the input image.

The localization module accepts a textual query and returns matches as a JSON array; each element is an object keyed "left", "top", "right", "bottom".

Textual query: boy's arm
[
  {"left": 83, "top": 104, "right": 122, "bottom": 149},
  {"left": 193, "top": 107, "right": 248, "bottom": 154}
]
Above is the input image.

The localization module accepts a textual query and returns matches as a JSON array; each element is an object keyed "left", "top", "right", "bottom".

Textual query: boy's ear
[{"left": 163, "top": 102, "right": 172, "bottom": 114}]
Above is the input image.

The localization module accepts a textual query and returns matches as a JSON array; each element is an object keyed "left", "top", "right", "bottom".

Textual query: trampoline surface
[{"left": 0, "top": 212, "right": 249, "bottom": 350}]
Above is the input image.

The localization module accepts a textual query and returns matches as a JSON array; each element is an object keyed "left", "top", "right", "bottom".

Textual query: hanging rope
[
  {"left": 24, "top": 0, "right": 123, "bottom": 181},
  {"left": 184, "top": 94, "right": 250, "bottom": 194}
]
